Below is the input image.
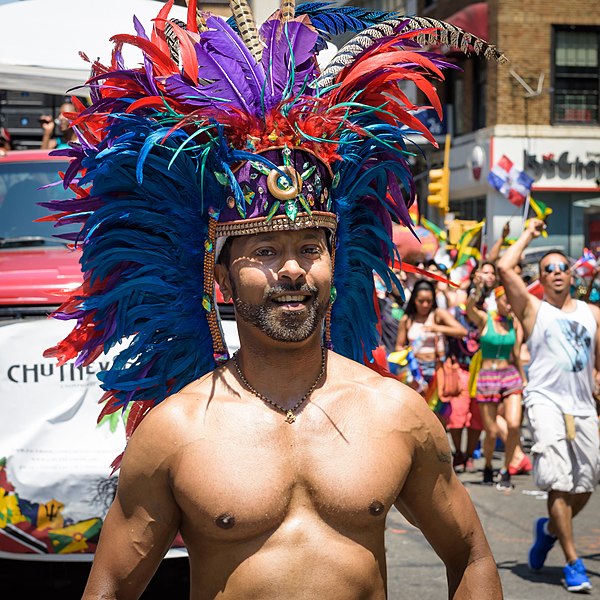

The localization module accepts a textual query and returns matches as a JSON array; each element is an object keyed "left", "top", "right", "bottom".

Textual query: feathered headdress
[{"left": 42, "top": 0, "right": 506, "bottom": 457}]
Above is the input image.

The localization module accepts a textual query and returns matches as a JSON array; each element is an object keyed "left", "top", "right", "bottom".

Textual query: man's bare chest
[{"left": 171, "top": 413, "right": 410, "bottom": 541}]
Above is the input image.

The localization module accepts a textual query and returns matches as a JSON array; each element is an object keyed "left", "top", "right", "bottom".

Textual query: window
[
  {"left": 473, "top": 59, "right": 487, "bottom": 130},
  {"left": 449, "top": 198, "right": 486, "bottom": 222},
  {"left": 553, "top": 28, "right": 599, "bottom": 125}
]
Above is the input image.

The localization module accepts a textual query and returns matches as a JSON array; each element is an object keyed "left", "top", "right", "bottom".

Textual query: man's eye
[
  {"left": 303, "top": 246, "right": 322, "bottom": 255},
  {"left": 255, "top": 248, "right": 275, "bottom": 256}
]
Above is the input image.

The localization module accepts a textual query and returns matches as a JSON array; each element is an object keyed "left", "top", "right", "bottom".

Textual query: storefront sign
[{"left": 524, "top": 150, "right": 600, "bottom": 183}]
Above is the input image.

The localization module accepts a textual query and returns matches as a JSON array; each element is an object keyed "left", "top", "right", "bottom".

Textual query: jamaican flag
[
  {"left": 526, "top": 197, "right": 552, "bottom": 237},
  {"left": 449, "top": 220, "right": 485, "bottom": 271},
  {"left": 420, "top": 216, "right": 448, "bottom": 243}
]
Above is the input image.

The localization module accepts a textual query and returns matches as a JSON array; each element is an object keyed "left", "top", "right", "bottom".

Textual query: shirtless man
[{"left": 81, "top": 227, "right": 502, "bottom": 599}]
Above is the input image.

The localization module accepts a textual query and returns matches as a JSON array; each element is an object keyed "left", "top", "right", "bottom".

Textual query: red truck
[{"left": 0, "top": 151, "right": 236, "bottom": 592}]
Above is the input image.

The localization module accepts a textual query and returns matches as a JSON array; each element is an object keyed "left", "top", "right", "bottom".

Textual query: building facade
[{"left": 413, "top": 0, "right": 600, "bottom": 257}]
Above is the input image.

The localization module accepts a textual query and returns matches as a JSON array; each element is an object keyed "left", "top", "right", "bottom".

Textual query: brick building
[
  {"left": 418, "top": 0, "right": 600, "bottom": 256},
  {"left": 347, "top": 0, "right": 600, "bottom": 256}
]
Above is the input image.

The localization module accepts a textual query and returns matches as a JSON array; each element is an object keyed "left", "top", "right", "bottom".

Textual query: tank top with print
[{"left": 525, "top": 300, "right": 597, "bottom": 416}]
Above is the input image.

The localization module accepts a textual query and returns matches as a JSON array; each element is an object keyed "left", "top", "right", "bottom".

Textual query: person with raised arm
[{"left": 497, "top": 218, "right": 600, "bottom": 593}]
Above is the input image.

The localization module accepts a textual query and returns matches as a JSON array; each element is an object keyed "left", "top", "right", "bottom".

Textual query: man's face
[
  {"left": 216, "top": 228, "right": 332, "bottom": 343},
  {"left": 539, "top": 253, "right": 571, "bottom": 294}
]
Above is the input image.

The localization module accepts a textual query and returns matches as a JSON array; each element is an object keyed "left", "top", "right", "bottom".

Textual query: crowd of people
[
  {"left": 378, "top": 239, "right": 533, "bottom": 490},
  {"left": 377, "top": 218, "right": 600, "bottom": 592}
]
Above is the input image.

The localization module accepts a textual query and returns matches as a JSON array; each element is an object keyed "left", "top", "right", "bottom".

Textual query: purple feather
[
  {"left": 260, "top": 20, "right": 319, "bottom": 110},
  {"left": 133, "top": 16, "right": 160, "bottom": 97},
  {"left": 201, "top": 16, "right": 265, "bottom": 103},
  {"left": 386, "top": 171, "right": 418, "bottom": 237},
  {"left": 164, "top": 74, "right": 227, "bottom": 109},
  {"left": 194, "top": 44, "right": 256, "bottom": 114}
]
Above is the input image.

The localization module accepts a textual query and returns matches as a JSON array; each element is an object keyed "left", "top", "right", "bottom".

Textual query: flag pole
[
  {"left": 522, "top": 193, "right": 531, "bottom": 230},
  {"left": 481, "top": 219, "right": 486, "bottom": 260}
]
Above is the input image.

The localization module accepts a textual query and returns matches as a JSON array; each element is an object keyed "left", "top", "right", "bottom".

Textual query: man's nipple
[
  {"left": 368, "top": 501, "right": 385, "bottom": 516},
  {"left": 216, "top": 513, "right": 236, "bottom": 529}
]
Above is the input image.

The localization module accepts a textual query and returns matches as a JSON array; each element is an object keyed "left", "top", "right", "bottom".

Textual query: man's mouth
[{"left": 271, "top": 293, "right": 312, "bottom": 310}]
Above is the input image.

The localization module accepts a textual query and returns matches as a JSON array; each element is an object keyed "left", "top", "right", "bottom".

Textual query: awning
[{"left": 446, "top": 2, "right": 488, "bottom": 45}]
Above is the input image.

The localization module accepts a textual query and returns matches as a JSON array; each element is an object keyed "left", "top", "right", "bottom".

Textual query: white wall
[{"left": 250, "top": 0, "right": 280, "bottom": 26}]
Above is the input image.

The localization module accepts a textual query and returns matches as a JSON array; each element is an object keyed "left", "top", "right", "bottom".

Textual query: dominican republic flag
[
  {"left": 573, "top": 248, "right": 598, "bottom": 278},
  {"left": 487, "top": 155, "right": 534, "bottom": 206}
]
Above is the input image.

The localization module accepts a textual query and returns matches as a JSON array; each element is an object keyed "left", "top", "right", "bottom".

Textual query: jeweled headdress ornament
[{"left": 42, "top": 0, "right": 506, "bottom": 455}]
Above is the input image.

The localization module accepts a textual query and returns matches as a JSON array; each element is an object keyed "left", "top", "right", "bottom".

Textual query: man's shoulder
[
  {"left": 582, "top": 301, "right": 600, "bottom": 324},
  {"left": 133, "top": 370, "right": 219, "bottom": 431},
  {"left": 327, "top": 352, "right": 429, "bottom": 415}
]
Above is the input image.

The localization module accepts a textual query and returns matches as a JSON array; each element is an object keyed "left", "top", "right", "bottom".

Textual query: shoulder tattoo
[{"left": 438, "top": 451, "right": 452, "bottom": 464}]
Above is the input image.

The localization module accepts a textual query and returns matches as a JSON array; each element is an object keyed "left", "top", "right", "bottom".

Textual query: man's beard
[{"left": 232, "top": 282, "right": 329, "bottom": 342}]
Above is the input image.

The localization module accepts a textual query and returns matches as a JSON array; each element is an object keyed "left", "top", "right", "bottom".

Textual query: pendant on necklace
[{"left": 285, "top": 410, "right": 296, "bottom": 424}]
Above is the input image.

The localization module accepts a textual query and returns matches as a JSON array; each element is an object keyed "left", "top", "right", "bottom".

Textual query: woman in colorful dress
[{"left": 466, "top": 284, "right": 526, "bottom": 490}]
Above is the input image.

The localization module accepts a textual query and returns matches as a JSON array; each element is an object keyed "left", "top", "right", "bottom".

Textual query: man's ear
[{"left": 215, "top": 263, "right": 233, "bottom": 303}]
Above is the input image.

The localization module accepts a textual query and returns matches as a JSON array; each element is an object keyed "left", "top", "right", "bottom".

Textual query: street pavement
[
  {"left": 2, "top": 442, "right": 599, "bottom": 598},
  {"left": 385, "top": 445, "right": 600, "bottom": 600}
]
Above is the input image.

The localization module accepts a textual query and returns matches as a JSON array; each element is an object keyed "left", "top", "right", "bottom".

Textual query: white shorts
[{"left": 527, "top": 403, "right": 600, "bottom": 494}]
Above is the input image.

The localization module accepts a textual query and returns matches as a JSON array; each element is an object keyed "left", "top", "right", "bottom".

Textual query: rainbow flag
[{"left": 424, "top": 381, "right": 452, "bottom": 418}]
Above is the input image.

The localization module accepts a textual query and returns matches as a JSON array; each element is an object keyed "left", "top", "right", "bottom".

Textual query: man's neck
[
  {"left": 543, "top": 288, "right": 575, "bottom": 311},
  {"left": 233, "top": 333, "right": 326, "bottom": 408}
]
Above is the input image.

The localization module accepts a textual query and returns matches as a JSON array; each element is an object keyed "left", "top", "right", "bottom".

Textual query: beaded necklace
[{"left": 232, "top": 348, "right": 327, "bottom": 423}]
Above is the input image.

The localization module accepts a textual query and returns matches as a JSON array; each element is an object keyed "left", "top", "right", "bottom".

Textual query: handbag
[{"left": 434, "top": 333, "right": 461, "bottom": 400}]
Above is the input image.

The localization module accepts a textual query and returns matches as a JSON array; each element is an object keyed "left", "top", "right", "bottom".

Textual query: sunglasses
[{"left": 543, "top": 262, "right": 569, "bottom": 274}]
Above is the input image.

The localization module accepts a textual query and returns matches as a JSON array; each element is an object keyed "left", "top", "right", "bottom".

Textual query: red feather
[
  {"left": 126, "top": 96, "right": 169, "bottom": 113},
  {"left": 150, "top": 0, "right": 175, "bottom": 57},
  {"left": 110, "top": 33, "right": 176, "bottom": 76},
  {"left": 167, "top": 20, "right": 199, "bottom": 85},
  {"left": 392, "top": 260, "right": 459, "bottom": 288},
  {"left": 337, "top": 50, "right": 444, "bottom": 90},
  {"left": 186, "top": 0, "right": 199, "bottom": 34},
  {"left": 125, "top": 401, "right": 152, "bottom": 439}
]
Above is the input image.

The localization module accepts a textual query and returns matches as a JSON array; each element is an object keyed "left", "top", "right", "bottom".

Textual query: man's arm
[
  {"left": 512, "top": 318, "right": 526, "bottom": 384},
  {"left": 590, "top": 303, "right": 600, "bottom": 375},
  {"left": 81, "top": 405, "right": 182, "bottom": 600},
  {"left": 394, "top": 393, "right": 502, "bottom": 599},
  {"left": 497, "top": 219, "right": 544, "bottom": 337}
]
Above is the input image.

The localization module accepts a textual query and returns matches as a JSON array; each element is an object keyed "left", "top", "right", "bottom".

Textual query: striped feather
[
  {"left": 164, "top": 18, "right": 186, "bottom": 63},
  {"left": 315, "top": 16, "right": 508, "bottom": 89},
  {"left": 281, "top": 0, "right": 296, "bottom": 23},
  {"left": 229, "top": 0, "right": 263, "bottom": 62}
]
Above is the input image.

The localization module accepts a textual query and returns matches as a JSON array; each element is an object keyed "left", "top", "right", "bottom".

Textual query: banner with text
[{"left": 0, "top": 319, "right": 127, "bottom": 559}]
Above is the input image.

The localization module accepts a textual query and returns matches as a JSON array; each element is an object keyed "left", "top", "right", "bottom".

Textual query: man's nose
[{"left": 278, "top": 254, "right": 306, "bottom": 283}]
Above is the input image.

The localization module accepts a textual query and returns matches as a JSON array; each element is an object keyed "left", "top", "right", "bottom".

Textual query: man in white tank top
[{"left": 498, "top": 218, "right": 600, "bottom": 593}]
